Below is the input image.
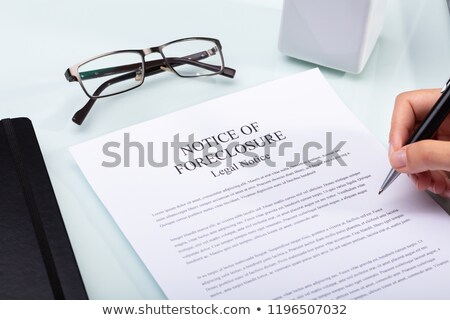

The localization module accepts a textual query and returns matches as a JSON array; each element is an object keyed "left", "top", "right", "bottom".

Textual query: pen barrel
[{"left": 407, "top": 85, "right": 450, "bottom": 144}]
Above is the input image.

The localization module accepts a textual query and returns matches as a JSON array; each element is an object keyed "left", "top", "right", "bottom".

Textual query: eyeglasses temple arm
[
  {"left": 72, "top": 71, "right": 137, "bottom": 125},
  {"left": 72, "top": 65, "right": 169, "bottom": 125},
  {"left": 161, "top": 58, "right": 236, "bottom": 78}
]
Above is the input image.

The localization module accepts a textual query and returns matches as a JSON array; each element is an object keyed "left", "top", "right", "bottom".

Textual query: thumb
[{"left": 389, "top": 140, "right": 450, "bottom": 174}]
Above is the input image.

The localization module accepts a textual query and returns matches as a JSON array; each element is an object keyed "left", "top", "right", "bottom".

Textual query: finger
[
  {"left": 414, "top": 171, "right": 432, "bottom": 191},
  {"left": 389, "top": 89, "right": 441, "bottom": 151},
  {"left": 427, "top": 171, "right": 449, "bottom": 195},
  {"left": 389, "top": 140, "right": 450, "bottom": 173},
  {"left": 408, "top": 171, "right": 450, "bottom": 196},
  {"left": 442, "top": 177, "right": 450, "bottom": 198},
  {"left": 408, "top": 173, "right": 419, "bottom": 188}
]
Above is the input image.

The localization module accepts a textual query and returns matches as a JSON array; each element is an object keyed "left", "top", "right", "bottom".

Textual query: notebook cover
[{"left": 0, "top": 118, "right": 88, "bottom": 299}]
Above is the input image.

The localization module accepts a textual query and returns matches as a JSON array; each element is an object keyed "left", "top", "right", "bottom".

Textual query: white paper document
[{"left": 71, "top": 69, "right": 450, "bottom": 299}]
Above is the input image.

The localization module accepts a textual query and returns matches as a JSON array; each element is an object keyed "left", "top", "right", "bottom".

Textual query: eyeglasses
[{"left": 65, "top": 37, "right": 236, "bottom": 125}]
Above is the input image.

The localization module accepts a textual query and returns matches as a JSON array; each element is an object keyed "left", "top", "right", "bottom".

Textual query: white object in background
[{"left": 278, "top": 0, "right": 387, "bottom": 73}]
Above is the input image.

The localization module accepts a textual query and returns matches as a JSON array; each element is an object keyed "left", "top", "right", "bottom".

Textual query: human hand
[{"left": 389, "top": 89, "right": 450, "bottom": 197}]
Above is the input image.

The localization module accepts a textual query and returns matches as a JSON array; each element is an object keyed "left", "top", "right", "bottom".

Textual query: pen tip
[{"left": 378, "top": 189, "right": 383, "bottom": 195}]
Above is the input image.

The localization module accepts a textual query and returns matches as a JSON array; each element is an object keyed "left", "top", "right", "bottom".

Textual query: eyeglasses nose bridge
[
  {"left": 143, "top": 48, "right": 152, "bottom": 55},
  {"left": 143, "top": 46, "right": 162, "bottom": 56}
]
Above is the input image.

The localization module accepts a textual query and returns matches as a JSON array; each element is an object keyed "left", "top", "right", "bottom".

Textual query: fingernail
[{"left": 391, "top": 148, "right": 407, "bottom": 168}]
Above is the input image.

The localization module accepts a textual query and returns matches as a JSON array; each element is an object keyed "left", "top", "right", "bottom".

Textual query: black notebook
[{"left": 0, "top": 118, "right": 88, "bottom": 299}]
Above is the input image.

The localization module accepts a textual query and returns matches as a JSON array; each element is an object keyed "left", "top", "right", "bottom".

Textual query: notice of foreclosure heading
[{"left": 70, "top": 69, "right": 450, "bottom": 299}]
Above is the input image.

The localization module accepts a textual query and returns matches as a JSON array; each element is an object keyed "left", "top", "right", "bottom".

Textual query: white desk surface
[{"left": 1, "top": 0, "right": 449, "bottom": 299}]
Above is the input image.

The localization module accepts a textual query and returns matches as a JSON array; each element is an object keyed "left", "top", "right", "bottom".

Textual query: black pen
[{"left": 379, "top": 78, "right": 450, "bottom": 194}]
